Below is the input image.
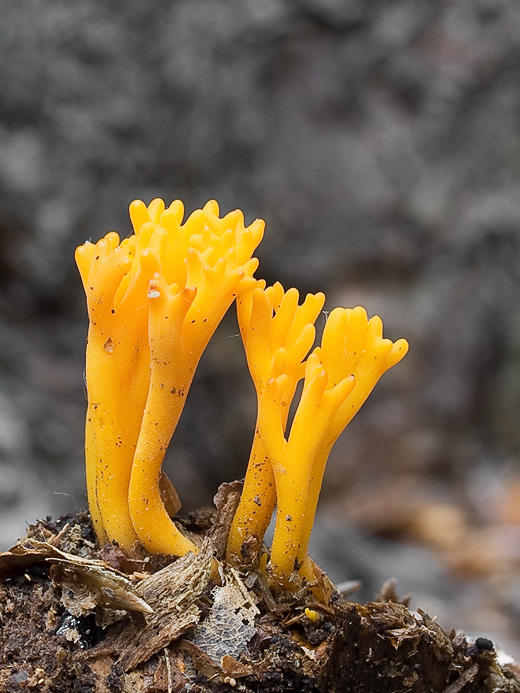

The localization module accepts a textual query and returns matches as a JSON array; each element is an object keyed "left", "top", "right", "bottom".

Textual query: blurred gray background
[{"left": 1, "top": 0, "right": 520, "bottom": 653}]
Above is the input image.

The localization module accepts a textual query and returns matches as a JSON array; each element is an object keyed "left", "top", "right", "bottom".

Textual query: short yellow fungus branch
[
  {"left": 297, "top": 307, "right": 409, "bottom": 573},
  {"left": 226, "top": 283, "right": 325, "bottom": 566},
  {"left": 258, "top": 355, "right": 355, "bottom": 589}
]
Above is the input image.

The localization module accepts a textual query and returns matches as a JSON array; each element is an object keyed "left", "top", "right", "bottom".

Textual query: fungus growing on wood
[
  {"left": 76, "top": 198, "right": 264, "bottom": 554},
  {"left": 76, "top": 195, "right": 407, "bottom": 598}
]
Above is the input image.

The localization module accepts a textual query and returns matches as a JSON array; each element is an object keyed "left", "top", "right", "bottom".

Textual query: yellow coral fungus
[
  {"left": 76, "top": 231, "right": 158, "bottom": 546},
  {"left": 76, "top": 198, "right": 263, "bottom": 553},
  {"left": 77, "top": 194, "right": 408, "bottom": 596},
  {"left": 257, "top": 354, "right": 355, "bottom": 589}
]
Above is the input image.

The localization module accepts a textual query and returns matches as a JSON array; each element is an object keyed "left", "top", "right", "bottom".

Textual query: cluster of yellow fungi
[{"left": 76, "top": 197, "right": 408, "bottom": 595}]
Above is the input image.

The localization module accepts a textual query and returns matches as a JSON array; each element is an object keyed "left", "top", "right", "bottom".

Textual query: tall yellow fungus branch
[{"left": 76, "top": 198, "right": 264, "bottom": 554}]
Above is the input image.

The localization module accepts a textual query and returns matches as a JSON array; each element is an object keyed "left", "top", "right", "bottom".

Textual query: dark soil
[{"left": 1, "top": 507, "right": 520, "bottom": 693}]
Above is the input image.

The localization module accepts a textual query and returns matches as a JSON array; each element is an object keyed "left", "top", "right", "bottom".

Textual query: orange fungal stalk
[
  {"left": 296, "top": 306, "right": 408, "bottom": 578},
  {"left": 258, "top": 354, "right": 356, "bottom": 589}
]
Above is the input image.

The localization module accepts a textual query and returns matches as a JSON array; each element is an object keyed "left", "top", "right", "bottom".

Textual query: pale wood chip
[
  {"left": 221, "top": 654, "right": 254, "bottom": 678},
  {"left": 209, "top": 481, "right": 242, "bottom": 560},
  {"left": 114, "top": 539, "right": 214, "bottom": 672}
]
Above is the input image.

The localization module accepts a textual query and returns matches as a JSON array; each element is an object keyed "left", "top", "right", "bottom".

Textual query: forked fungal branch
[{"left": 226, "top": 283, "right": 325, "bottom": 567}]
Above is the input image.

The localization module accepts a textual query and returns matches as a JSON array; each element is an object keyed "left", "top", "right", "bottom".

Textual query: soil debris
[{"left": 1, "top": 509, "right": 520, "bottom": 692}]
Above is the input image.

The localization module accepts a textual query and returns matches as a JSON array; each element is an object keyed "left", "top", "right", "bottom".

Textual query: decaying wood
[
  {"left": 321, "top": 601, "right": 520, "bottom": 693},
  {"left": 87, "top": 539, "right": 214, "bottom": 672},
  {"left": 1, "top": 510, "right": 520, "bottom": 692}
]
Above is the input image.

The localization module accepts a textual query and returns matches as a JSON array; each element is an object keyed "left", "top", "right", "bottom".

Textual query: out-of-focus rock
[{"left": 0, "top": 6, "right": 520, "bottom": 654}]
